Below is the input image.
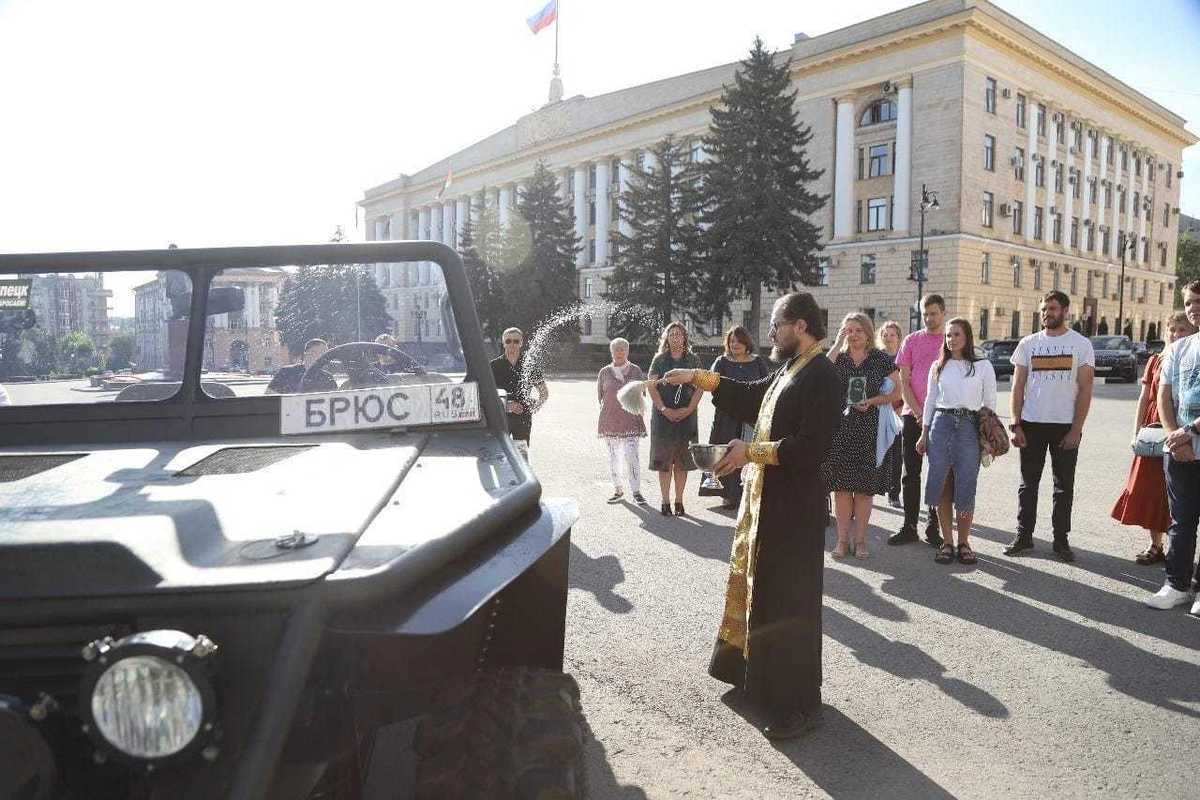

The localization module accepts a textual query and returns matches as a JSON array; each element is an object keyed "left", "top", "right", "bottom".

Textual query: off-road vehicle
[{"left": 0, "top": 242, "right": 584, "bottom": 799}]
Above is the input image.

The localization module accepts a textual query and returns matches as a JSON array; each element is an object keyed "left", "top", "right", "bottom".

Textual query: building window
[
  {"left": 1105, "top": 184, "right": 1113, "bottom": 210},
  {"left": 1164, "top": 204, "right": 1170, "bottom": 227},
  {"left": 1135, "top": 154, "right": 1142, "bottom": 177},
  {"left": 1056, "top": 116, "right": 1066, "bottom": 145},
  {"left": 857, "top": 147, "right": 864, "bottom": 180},
  {"left": 1052, "top": 263, "right": 1061, "bottom": 291},
  {"left": 1161, "top": 245, "right": 1168, "bottom": 268},
  {"left": 982, "top": 191, "right": 994, "bottom": 227},
  {"left": 981, "top": 253, "right": 991, "bottom": 285},
  {"left": 1119, "top": 189, "right": 1126, "bottom": 214},
  {"left": 1014, "top": 147, "right": 1025, "bottom": 181},
  {"left": 587, "top": 238, "right": 595, "bottom": 264},
  {"left": 582, "top": 315, "right": 592, "bottom": 335},
  {"left": 984, "top": 135, "right": 995, "bottom": 171},
  {"left": 859, "top": 99, "right": 896, "bottom": 126},
  {"left": 1016, "top": 93, "right": 1027, "bottom": 128},
  {"left": 980, "top": 307, "right": 990, "bottom": 339},
  {"left": 1142, "top": 278, "right": 1149, "bottom": 302},
  {"left": 1089, "top": 178, "right": 1098, "bottom": 205},
  {"left": 817, "top": 257, "right": 830, "bottom": 286},
  {"left": 860, "top": 255, "right": 877, "bottom": 285},
  {"left": 867, "top": 197, "right": 888, "bottom": 231},
  {"left": 1087, "top": 271, "right": 1095, "bottom": 297},
  {"left": 1070, "top": 265, "right": 1078, "bottom": 295},
  {"left": 588, "top": 164, "right": 597, "bottom": 189},
  {"left": 1121, "top": 147, "right": 1128, "bottom": 172},
  {"left": 1103, "top": 273, "right": 1109, "bottom": 296},
  {"left": 1013, "top": 201, "right": 1024, "bottom": 235},
  {"left": 985, "top": 77, "right": 997, "bottom": 113},
  {"left": 1035, "top": 156, "right": 1045, "bottom": 187},
  {"left": 588, "top": 201, "right": 596, "bottom": 225},
  {"left": 1167, "top": 163, "right": 1173, "bottom": 188},
  {"left": 1036, "top": 103, "right": 1046, "bottom": 137},
  {"left": 1107, "top": 138, "right": 1115, "bottom": 165},
  {"left": 1101, "top": 228, "right": 1110, "bottom": 256},
  {"left": 1143, "top": 238, "right": 1150, "bottom": 262},
  {"left": 1052, "top": 213, "right": 1062, "bottom": 244},
  {"left": 1159, "top": 282, "right": 1166, "bottom": 304},
  {"left": 1071, "top": 168, "right": 1081, "bottom": 199},
  {"left": 1034, "top": 206, "right": 1044, "bottom": 240},
  {"left": 1086, "top": 223, "right": 1095, "bottom": 252},
  {"left": 1070, "top": 216, "right": 1079, "bottom": 248},
  {"left": 1149, "top": 160, "right": 1156, "bottom": 182},
  {"left": 855, "top": 200, "right": 862, "bottom": 234},
  {"left": 869, "top": 144, "right": 890, "bottom": 177},
  {"left": 1133, "top": 191, "right": 1140, "bottom": 218},
  {"left": 1054, "top": 163, "right": 1064, "bottom": 194},
  {"left": 1012, "top": 256, "right": 1022, "bottom": 287},
  {"left": 1033, "top": 259, "right": 1043, "bottom": 289},
  {"left": 583, "top": 277, "right": 593, "bottom": 299}
]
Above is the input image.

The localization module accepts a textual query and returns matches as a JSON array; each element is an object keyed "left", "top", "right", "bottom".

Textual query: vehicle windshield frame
[{"left": 0, "top": 242, "right": 502, "bottom": 446}]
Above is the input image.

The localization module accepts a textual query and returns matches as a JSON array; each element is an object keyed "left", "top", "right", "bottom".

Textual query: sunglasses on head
[{"left": 504, "top": 339, "right": 522, "bottom": 345}]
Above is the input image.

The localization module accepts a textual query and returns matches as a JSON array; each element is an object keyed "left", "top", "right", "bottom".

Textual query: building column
[
  {"left": 594, "top": 159, "right": 611, "bottom": 266},
  {"left": 618, "top": 155, "right": 633, "bottom": 239},
  {"left": 430, "top": 202, "right": 443, "bottom": 245},
  {"left": 372, "top": 218, "right": 387, "bottom": 242},
  {"left": 1080, "top": 121, "right": 1093, "bottom": 225},
  {"left": 1098, "top": 132, "right": 1111, "bottom": 257},
  {"left": 1109, "top": 137, "right": 1121, "bottom": 261},
  {"left": 1062, "top": 116, "right": 1074, "bottom": 247},
  {"left": 892, "top": 79, "right": 913, "bottom": 234},
  {"left": 1025, "top": 94, "right": 1038, "bottom": 241},
  {"left": 417, "top": 207, "right": 430, "bottom": 241},
  {"left": 442, "top": 202, "right": 455, "bottom": 247},
  {"left": 573, "top": 165, "right": 588, "bottom": 268},
  {"left": 455, "top": 197, "right": 468, "bottom": 248},
  {"left": 498, "top": 185, "right": 512, "bottom": 231},
  {"left": 1138, "top": 152, "right": 1149, "bottom": 262},
  {"left": 833, "top": 95, "right": 856, "bottom": 239}
]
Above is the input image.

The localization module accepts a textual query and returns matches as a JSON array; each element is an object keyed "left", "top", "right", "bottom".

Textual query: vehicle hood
[
  {"left": 1094, "top": 348, "right": 1134, "bottom": 357},
  {"left": 0, "top": 438, "right": 420, "bottom": 600}
]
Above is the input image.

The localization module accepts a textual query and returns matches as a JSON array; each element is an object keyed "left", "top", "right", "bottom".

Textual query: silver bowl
[{"left": 689, "top": 443, "right": 731, "bottom": 472}]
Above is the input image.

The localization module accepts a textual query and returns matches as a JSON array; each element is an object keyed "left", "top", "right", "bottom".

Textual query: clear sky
[{"left": 0, "top": 0, "right": 1196, "bottom": 264}]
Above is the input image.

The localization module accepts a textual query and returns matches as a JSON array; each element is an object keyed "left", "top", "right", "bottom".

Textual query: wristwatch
[{"left": 1008, "top": 422, "right": 1023, "bottom": 433}]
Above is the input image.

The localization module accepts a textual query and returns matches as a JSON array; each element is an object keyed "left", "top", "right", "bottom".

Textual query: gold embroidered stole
[{"left": 717, "top": 342, "right": 824, "bottom": 657}]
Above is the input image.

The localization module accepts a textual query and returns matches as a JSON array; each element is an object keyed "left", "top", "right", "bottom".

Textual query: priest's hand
[
  {"left": 661, "top": 369, "right": 694, "bottom": 386},
  {"left": 714, "top": 439, "right": 749, "bottom": 476}
]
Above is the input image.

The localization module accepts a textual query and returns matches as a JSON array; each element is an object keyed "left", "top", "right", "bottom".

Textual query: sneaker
[
  {"left": 1191, "top": 598, "right": 1200, "bottom": 617},
  {"left": 1003, "top": 536, "right": 1034, "bottom": 556},
  {"left": 632, "top": 492, "right": 647, "bottom": 506},
  {"left": 1052, "top": 540, "right": 1076, "bottom": 562},
  {"left": 888, "top": 525, "right": 919, "bottom": 545},
  {"left": 606, "top": 491, "right": 624, "bottom": 504},
  {"left": 1145, "top": 583, "right": 1194, "bottom": 610}
]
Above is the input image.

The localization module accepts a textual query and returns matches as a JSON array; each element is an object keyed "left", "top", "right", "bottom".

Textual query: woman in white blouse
[{"left": 916, "top": 318, "right": 997, "bottom": 565}]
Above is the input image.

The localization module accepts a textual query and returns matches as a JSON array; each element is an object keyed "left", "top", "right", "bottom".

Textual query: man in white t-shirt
[
  {"left": 1146, "top": 279, "right": 1200, "bottom": 613},
  {"left": 1007, "top": 290, "right": 1095, "bottom": 561}
]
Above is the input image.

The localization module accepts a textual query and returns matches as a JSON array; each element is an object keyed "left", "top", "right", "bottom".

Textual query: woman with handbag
[
  {"left": 878, "top": 320, "right": 905, "bottom": 508},
  {"left": 916, "top": 318, "right": 997, "bottom": 565},
  {"left": 705, "top": 325, "right": 770, "bottom": 509},
  {"left": 1111, "top": 312, "right": 1197, "bottom": 563}
]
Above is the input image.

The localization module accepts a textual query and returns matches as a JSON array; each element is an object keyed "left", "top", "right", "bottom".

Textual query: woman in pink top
[{"left": 597, "top": 337, "right": 647, "bottom": 505}]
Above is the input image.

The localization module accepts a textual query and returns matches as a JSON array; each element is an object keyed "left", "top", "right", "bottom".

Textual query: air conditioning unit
[
  {"left": 1178, "top": 170, "right": 1185, "bottom": 179},
  {"left": 881, "top": 80, "right": 896, "bottom": 94},
  {"left": 1174, "top": 207, "right": 1181, "bottom": 214},
  {"left": 1010, "top": 155, "right": 1022, "bottom": 167},
  {"left": 1069, "top": 175, "right": 1078, "bottom": 185},
  {"left": 999, "top": 203, "right": 1012, "bottom": 217},
  {"left": 1068, "top": 146, "right": 1077, "bottom": 154},
  {"left": 996, "top": 306, "right": 1008, "bottom": 317},
  {"left": 1051, "top": 159, "right": 1059, "bottom": 166},
  {"left": 1063, "top": 264, "right": 1071, "bottom": 273},
  {"left": 1002, "top": 87, "right": 1012, "bottom": 98},
  {"left": 1053, "top": 112, "right": 1063, "bottom": 123}
]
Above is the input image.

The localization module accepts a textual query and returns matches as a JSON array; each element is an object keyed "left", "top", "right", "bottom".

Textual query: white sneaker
[
  {"left": 1145, "top": 584, "right": 1194, "bottom": 610},
  {"left": 1190, "top": 597, "right": 1200, "bottom": 617}
]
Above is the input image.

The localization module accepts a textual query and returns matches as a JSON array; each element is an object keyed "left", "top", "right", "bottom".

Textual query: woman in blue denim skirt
[{"left": 916, "top": 318, "right": 997, "bottom": 565}]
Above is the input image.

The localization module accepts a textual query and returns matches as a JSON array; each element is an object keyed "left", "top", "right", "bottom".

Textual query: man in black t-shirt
[
  {"left": 489, "top": 327, "right": 548, "bottom": 449},
  {"left": 265, "top": 338, "right": 337, "bottom": 395}
]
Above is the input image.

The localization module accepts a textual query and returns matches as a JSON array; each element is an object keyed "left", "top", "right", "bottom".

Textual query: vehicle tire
[{"left": 413, "top": 668, "right": 586, "bottom": 800}]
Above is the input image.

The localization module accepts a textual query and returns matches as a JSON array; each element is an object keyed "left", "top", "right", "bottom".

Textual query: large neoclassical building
[{"left": 360, "top": 0, "right": 1196, "bottom": 348}]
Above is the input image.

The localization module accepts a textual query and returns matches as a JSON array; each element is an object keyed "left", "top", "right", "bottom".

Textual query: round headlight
[{"left": 91, "top": 656, "right": 204, "bottom": 759}]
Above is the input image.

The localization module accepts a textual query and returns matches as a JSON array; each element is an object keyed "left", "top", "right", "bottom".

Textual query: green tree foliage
[
  {"left": 606, "top": 135, "right": 707, "bottom": 342},
  {"left": 501, "top": 161, "right": 580, "bottom": 338},
  {"left": 28, "top": 331, "right": 60, "bottom": 376},
  {"left": 107, "top": 333, "right": 136, "bottom": 370},
  {"left": 275, "top": 264, "right": 393, "bottom": 354},
  {"left": 700, "top": 37, "right": 828, "bottom": 341},
  {"left": 61, "top": 331, "right": 96, "bottom": 373},
  {"left": 460, "top": 202, "right": 507, "bottom": 344},
  {"left": 1176, "top": 234, "right": 1200, "bottom": 308}
]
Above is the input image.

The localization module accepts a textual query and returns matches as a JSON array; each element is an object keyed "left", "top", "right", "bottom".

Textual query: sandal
[
  {"left": 934, "top": 543, "right": 955, "bottom": 564},
  {"left": 956, "top": 543, "right": 977, "bottom": 565},
  {"left": 853, "top": 534, "right": 869, "bottom": 559},
  {"left": 1135, "top": 545, "right": 1165, "bottom": 565},
  {"left": 832, "top": 537, "right": 850, "bottom": 559}
]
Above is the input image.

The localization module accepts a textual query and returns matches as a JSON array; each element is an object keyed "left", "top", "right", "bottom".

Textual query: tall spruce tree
[
  {"left": 605, "top": 136, "right": 707, "bottom": 342},
  {"left": 274, "top": 264, "right": 392, "bottom": 352},
  {"left": 701, "top": 37, "right": 827, "bottom": 342},
  {"left": 459, "top": 202, "right": 506, "bottom": 344},
  {"left": 501, "top": 161, "right": 580, "bottom": 337}
]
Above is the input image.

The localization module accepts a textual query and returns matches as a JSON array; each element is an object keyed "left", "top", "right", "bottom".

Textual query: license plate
[{"left": 280, "top": 382, "right": 480, "bottom": 435}]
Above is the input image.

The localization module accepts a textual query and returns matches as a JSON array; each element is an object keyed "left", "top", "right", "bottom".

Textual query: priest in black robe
[{"left": 664, "top": 292, "right": 844, "bottom": 739}]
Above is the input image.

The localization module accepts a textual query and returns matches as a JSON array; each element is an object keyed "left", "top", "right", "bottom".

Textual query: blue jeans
[
  {"left": 1164, "top": 454, "right": 1200, "bottom": 592},
  {"left": 924, "top": 409, "right": 982, "bottom": 513}
]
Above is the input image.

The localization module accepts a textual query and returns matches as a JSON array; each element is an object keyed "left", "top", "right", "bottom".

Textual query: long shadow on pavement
[
  {"left": 720, "top": 694, "right": 956, "bottom": 800},
  {"left": 569, "top": 542, "right": 634, "bottom": 614},
  {"left": 581, "top": 716, "right": 649, "bottom": 800},
  {"left": 625, "top": 502, "right": 734, "bottom": 563},
  {"left": 838, "top": 524, "right": 1200, "bottom": 718}
]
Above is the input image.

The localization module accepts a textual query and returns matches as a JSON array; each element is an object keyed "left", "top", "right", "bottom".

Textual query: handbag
[
  {"left": 976, "top": 407, "right": 1010, "bottom": 461},
  {"left": 1132, "top": 423, "right": 1167, "bottom": 458}
]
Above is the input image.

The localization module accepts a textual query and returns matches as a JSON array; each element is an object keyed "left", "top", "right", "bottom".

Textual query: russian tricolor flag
[{"left": 526, "top": 0, "right": 557, "bottom": 34}]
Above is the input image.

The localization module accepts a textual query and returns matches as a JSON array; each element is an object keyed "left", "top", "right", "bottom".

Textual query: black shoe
[
  {"left": 924, "top": 526, "right": 944, "bottom": 548},
  {"left": 674, "top": 501, "right": 686, "bottom": 516},
  {"left": 1004, "top": 537, "right": 1034, "bottom": 556},
  {"left": 632, "top": 492, "right": 647, "bottom": 506},
  {"left": 888, "top": 526, "right": 919, "bottom": 545},
  {"left": 1053, "top": 540, "right": 1076, "bottom": 562},
  {"left": 763, "top": 710, "right": 821, "bottom": 740},
  {"left": 661, "top": 502, "right": 672, "bottom": 516}
]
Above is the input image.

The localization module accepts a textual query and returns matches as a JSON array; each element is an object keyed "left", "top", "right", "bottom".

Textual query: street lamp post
[
  {"left": 413, "top": 306, "right": 426, "bottom": 344},
  {"left": 1117, "top": 231, "right": 1136, "bottom": 339},
  {"left": 911, "top": 183, "right": 940, "bottom": 332}
]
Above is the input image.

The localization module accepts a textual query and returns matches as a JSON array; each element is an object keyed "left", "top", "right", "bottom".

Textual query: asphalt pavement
[{"left": 530, "top": 377, "right": 1200, "bottom": 800}]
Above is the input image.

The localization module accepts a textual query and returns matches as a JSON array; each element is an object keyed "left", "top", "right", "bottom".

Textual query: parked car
[
  {"left": 1144, "top": 340, "right": 1166, "bottom": 361},
  {"left": 978, "top": 339, "right": 997, "bottom": 355},
  {"left": 987, "top": 338, "right": 1020, "bottom": 380},
  {"left": 1089, "top": 335, "right": 1138, "bottom": 382},
  {"left": 0, "top": 243, "right": 584, "bottom": 799}
]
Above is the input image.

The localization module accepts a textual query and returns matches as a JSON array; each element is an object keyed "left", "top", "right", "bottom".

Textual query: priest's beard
[{"left": 771, "top": 341, "right": 798, "bottom": 362}]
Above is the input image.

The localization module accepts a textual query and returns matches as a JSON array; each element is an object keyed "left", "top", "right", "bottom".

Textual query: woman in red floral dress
[{"left": 1111, "top": 312, "right": 1197, "bottom": 563}]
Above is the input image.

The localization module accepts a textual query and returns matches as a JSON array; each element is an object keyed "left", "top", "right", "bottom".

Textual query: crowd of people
[{"left": 486, "top": 281, "right": 1200, "bottom": 738}]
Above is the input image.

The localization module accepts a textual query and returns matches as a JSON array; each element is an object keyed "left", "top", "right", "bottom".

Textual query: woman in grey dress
[{"left": 647, "top": 322, "right": 701, "bottom": 516}]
